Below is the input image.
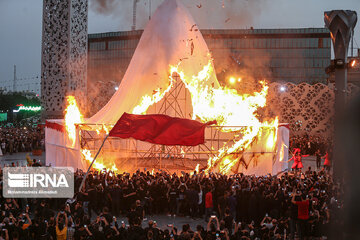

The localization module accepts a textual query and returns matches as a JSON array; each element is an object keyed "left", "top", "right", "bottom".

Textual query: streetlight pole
[{"left": 13, "top": 65, "right": 16, "bottom": 92}]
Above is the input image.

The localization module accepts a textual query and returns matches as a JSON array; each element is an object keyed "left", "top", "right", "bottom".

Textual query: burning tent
[{"left": 45, "top": 0, "right": 289, "bottom": 175}]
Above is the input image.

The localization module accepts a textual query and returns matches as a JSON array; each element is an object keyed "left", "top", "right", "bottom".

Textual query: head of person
[
  {"left": 225, "top": 208, "right": 230, "bottom": 216},
  {"left": 182, "top": 224, "right": 190, "bottom": 233},
  {"left": 147, "top": 230, "right": 154, "bottom": 240},
  {"left": 102, "top": 207, "right": 109, "bottom": 214}
]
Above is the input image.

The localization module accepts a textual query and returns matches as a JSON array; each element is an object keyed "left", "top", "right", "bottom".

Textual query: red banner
[
  {"left": 109, "top": 113, "right": 216, "bottom": 146},
  {"left": 45, "top": 121, "right": 65, "bottom": 132}
]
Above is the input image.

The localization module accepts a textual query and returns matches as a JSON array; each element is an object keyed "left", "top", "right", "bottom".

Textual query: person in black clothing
[
  {"left": 127, "top": 204, "right": 139, "bottom": 227},
  {"left": 168, "top": 185, "right": 178, "bottom": 217},
  {"left": 315, "top": 150, "right": 322, "bottom": 170},
  {"left": 145, "top": 220, "right": 160, "bottom": 240},
  {"left": 223, "top": 208, "right": 234, "bottom": 235},
  {"left": 135, "top": 200, "right": 144, "bottom": 221},
  {"left": 87, "top": 183, "right": 96, "bottom": 218},
  {"left": 187, "top": 185, "right": 199, "bottom": 219},
  {"left": 127, "top": 217, "right": 146, "bottom": 240},
  {"left": 289, "top": 195, "right": 300, "bottom": 240}
]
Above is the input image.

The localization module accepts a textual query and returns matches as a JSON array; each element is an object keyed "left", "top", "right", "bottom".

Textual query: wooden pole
[{"left": 79, "top": 135, "right": 109, "bottom": 192}]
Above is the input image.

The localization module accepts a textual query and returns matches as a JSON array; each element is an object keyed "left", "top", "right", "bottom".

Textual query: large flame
[
  {"left": 133, "top": 59, "right": 279, "bottom": 174},
  {"left": 81, "top": 149, "right": 118, "bottom": 172},
  {"left": 64, "top": 58, "right": 279, "bottom": 174},
  {"left": 64, "top": 96, "right": 118, "bottom": 172},
  {"left": 64, "top": 96, "right": 83, "bottom": 146},
  {"left": 132, "top": 75, "right": 175, "bottom": 114}
]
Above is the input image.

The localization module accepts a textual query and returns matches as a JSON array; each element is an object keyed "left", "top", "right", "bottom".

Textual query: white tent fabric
[
  {"left": 87, "top": 0, "right": 219, "bottom": 125},
  {"left": 272, "top": 125, "right": 289, "bottom": 175},
  {"left": 45, "top": 120, "right": 87, "bottom": 170}
]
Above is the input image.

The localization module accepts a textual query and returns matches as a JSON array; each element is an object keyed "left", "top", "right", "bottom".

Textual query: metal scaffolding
[{"left": 78, "top": 75, "right": 277, "bottom": 173}]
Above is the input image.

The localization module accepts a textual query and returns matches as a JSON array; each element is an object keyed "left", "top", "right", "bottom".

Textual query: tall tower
[
  {"left": 41, "top": 0, "right": 88, "bottom": 119},
  {"left": 324, "top": 10, "right": 357, "bottom": 178}
]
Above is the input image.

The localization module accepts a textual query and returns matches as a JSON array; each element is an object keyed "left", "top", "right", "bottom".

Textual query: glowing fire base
[
  {"left": 76, "top": 123, "right": 289, "bottom": 175},
  {"left": 45, "top": 122, "right": 288, "bottom": 175}
]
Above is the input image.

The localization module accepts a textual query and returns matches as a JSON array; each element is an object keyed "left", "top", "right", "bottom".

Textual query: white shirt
[{"left": 198, "top": 190, "right": 203, "bottom": 204}]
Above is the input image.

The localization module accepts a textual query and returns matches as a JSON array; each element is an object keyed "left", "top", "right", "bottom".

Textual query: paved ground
[{"left": 117, "top": 215, "right": 204, "bottom": 231}]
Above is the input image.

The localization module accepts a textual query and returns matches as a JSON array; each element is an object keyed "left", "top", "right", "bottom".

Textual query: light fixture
[
  {"left": 114, "top": 86, "right": 119, "bottom": 91},
  {"left": 279, "top": 86, "right": 286, "bottom": 92},
  {"left": 334, "top": 59, "right": 345, "bottom": 68},
  {"left": 349, "top": 59, "right": 357, "bottom": 68}
]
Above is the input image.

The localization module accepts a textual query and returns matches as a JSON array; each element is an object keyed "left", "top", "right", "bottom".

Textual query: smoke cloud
[
  {"left": 89, "top": 0, "right": 268, "bottom": 30},
  {"left": 87, "top": 0, "right": 272, "bottom": 117}
]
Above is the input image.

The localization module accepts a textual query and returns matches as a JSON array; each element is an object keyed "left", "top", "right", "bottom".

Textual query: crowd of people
[
  {"left": 0, "top": 124, "right": 339, "bottom": 239},
  {"left": 0, "top": 124, "right": 44, "bottom": 155},
  {"left": 289, "top": 136, "right": 331, "bottom": 156},
  {"left": 0, "top": 166, "right": 342, "bottom": 240}
]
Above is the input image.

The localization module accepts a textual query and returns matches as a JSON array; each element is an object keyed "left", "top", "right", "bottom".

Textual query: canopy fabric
[
  {"left": 109, "top": 113, "right": 216, "bottom": 146},
  {"left": 87, "top": 0, "right": 219, "bottom": 125}
]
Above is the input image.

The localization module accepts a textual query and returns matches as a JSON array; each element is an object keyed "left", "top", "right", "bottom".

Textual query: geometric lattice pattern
[
  {"left": 41, "top": 0, "right": 87, "bottom": 118},
  {"left": 268, "top": 82, "right": 334, "bottom": 137},
  {"left": 268, "top": 82, "right": 359, "bottom": 137}
]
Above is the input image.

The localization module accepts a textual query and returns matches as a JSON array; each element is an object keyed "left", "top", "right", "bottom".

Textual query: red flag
[{"left": 109, "top": 113, "right": 216, "bottom": 146}]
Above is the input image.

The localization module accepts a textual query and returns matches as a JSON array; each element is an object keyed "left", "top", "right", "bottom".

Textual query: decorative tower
[
  {"left": 41, "top": 0, "right": 88, "bottom": 119},
  {"left": 324, "top": 10, "right": 357, "bottom": 179}
]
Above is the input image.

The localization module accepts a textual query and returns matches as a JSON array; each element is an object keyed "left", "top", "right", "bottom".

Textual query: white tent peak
[{"left": 87, "top": 0, "right": 219, "bottom": 124}]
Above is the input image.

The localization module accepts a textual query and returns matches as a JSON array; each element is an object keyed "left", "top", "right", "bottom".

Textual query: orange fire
[
  {"left": 65, "top": 57, "right": 278, "bottom": 174},
  {"left": 132, "top": 74, "right": 175, "bottom": 114},
  {"left": 64, "top": 96, "right": 119, "bottom": 173},
  {"left": 64, "top": 96, "right": 83, "bottom": 147},
  {"left": 195, "top": 163, "right": 200, "bottom": 173},
  {"left": 81, "top": 149, "right": 118, "bottom": 172},
  {"left": 133, "top": 59, "right": 279, "bottom": 174}
]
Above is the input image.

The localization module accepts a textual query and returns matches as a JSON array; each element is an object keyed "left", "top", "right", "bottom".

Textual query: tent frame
[
  {"left": 77, "top": 77, "right": 276, "bottom": 172},
  {"left": 78, "top": 124, "right": 276, "bottom": 172}
]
